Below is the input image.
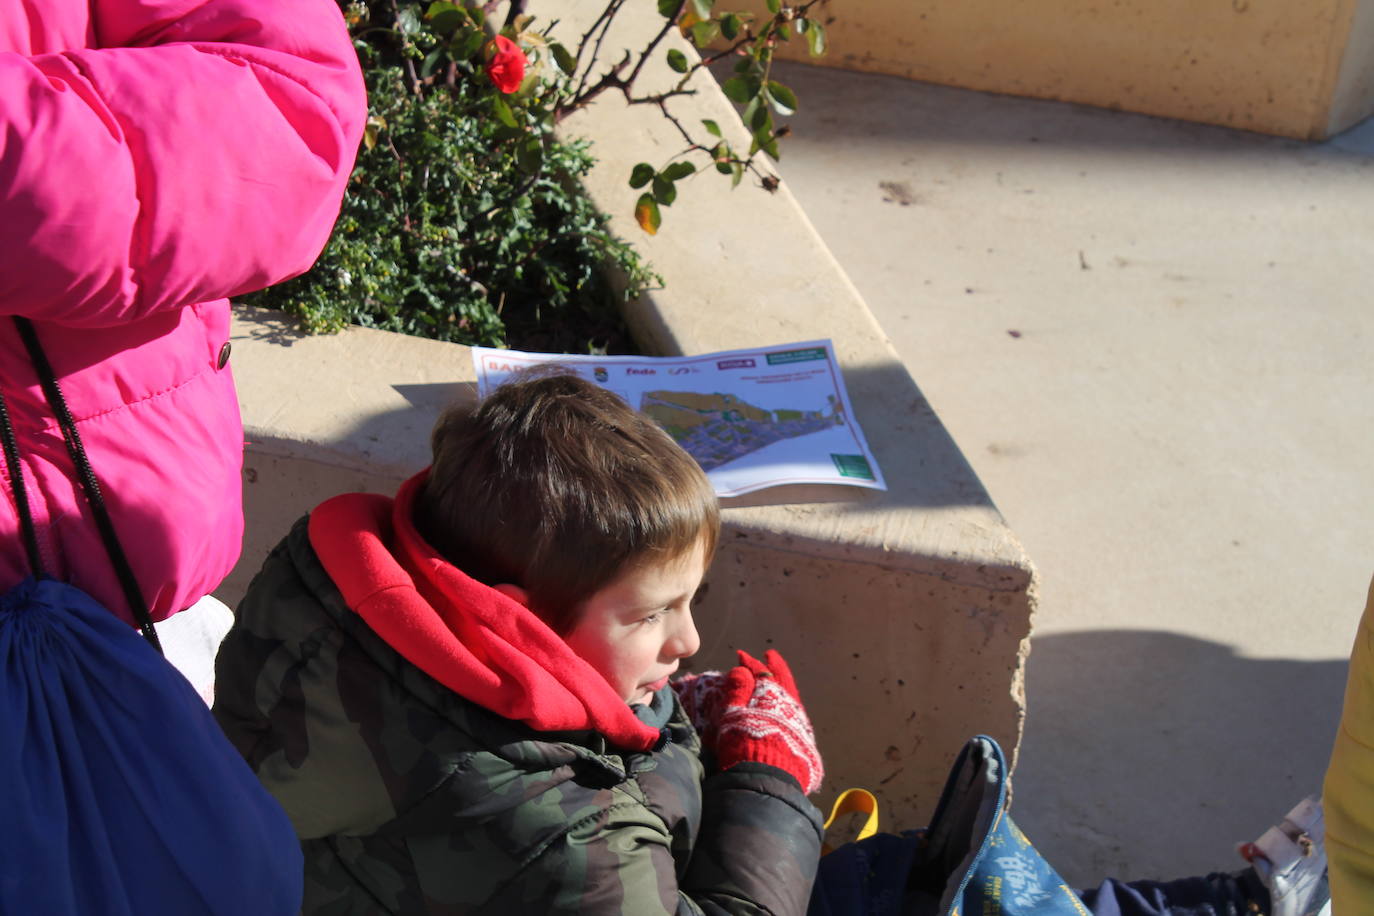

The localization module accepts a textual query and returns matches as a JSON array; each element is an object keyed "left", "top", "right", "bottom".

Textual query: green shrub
[
  {"left": 244, "top": 0, "right": 829, "bottom": 353},
  {"left": 242, "top": 36, "right": 657, "bottom": 353}
]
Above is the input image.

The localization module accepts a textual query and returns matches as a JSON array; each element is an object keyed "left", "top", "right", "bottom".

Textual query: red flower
[{"left": 485, "top": 36, "right": 526, "bottom": 94}]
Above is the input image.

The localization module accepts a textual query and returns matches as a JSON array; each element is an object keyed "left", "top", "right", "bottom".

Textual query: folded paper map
[{"left": 472, "top": 340, "right": 885, "bottom": 498}]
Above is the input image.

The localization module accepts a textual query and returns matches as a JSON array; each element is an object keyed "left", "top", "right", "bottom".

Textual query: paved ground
[{"left": 770, "top": 60, "right": 1374, "bottom": 884}]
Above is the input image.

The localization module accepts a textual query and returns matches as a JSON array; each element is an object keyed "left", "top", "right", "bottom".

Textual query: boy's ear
[{"left": 492, "top": 583, "right": 530, "bottom": 607}]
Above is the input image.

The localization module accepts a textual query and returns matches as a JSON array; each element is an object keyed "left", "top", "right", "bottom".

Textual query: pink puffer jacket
[{"left": 0, "top": 0, "right": 366, "bottom": 625}]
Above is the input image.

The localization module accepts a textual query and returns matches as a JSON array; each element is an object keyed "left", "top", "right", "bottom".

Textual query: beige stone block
[
  {"left": 226, "top": 302, "right": 1035, "bottom": 827},
  {"left": 725, "top": 0, "right": 1374, "bottom": 139}
]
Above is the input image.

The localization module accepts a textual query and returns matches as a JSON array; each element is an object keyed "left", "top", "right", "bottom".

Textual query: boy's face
[{"left": 563, "top": 538, "right": 707, "bottom": 706}]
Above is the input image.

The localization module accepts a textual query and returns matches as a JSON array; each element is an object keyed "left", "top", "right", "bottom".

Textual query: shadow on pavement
[{"left": 1011, "top": 628, "right": 1348, "bottom": 886}]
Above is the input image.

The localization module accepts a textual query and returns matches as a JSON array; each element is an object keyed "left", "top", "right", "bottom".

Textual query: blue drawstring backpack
[
  {"left": 809, "top": 735, "right": 1087, "bottom": 916},
  {"left": 0, "top": 317, "right": 303, "bottom": 914}
]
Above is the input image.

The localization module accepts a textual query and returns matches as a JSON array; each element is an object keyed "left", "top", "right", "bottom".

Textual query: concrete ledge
[
  {"left": 225, "top": 2, "right": 1038, "bottom": 826},
  {"left": 723, "top": 0, "right": 1374, "bottom": 140}
]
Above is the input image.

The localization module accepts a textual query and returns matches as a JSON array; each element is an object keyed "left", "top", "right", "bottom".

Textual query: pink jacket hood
[
  {"left": 0, "top": 0, "right": 366, "bottom": 622},
  {"left": 309, "top": 472, "right": 663, "bottom": 752}
]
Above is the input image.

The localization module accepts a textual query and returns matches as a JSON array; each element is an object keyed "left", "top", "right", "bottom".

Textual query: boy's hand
[
  {"left": 737, "top": 648, "right": 802, "bottom": 702},
  {"left": 672, "top": 668, "right": 728, "bottom": 746},
  {"left": 673, "top": 650, "right": 823, "bottom": 794}
]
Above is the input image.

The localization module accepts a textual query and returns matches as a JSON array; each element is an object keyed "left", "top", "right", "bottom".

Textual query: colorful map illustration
[
  {"left": 471, "top": 339, "right": 885, "bottom": 496},
  {"left": 641, "top": 390, "right": 844, "bottom": 472}
]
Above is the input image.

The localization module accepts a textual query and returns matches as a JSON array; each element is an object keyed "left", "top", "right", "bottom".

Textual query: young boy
[{"left": 212, "top": 369, "right": 825, "bottom": 914}]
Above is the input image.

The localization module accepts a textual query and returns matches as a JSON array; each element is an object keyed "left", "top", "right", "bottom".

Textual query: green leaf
[
  {"left": 635, "top": 193, "right": 662, "bottom": 234},
  {"left": 749, "top": 101, "right": 771, "bottom": 133},
  {"left": 667, "top": 49, "right": 690, "bottom": 73},
  {"left": 661, "top": 161, "right": 696, "bottom": 181},
  {"left": 420, "top": 48, "right": 446, "bottom": 79},
  {"left": 396, "top": 5, "right": 423, "bottom": 36},
  {"left": 689, "top": 20, "right": 720, "bottom": 47},
  {"left": 452, "top": 29, "right": 484, "bottom": 60},
  {"left": 526, "top": 100, "right": 551, "bottom": 124},
  {"left": 720, "top": 13, "right": 741, "bottom": 40},
  {"left": 741, "top": 95, "right": 759, "bottom": 129},
  {"left": 702, "top": 118, "right": 722, "bottom": 137},
  {"left": 629, "top": 162, "right": 656, "bottom": 189},
  {"left": 734, "top": 56, "right": 753, "bottom": 74},
  {"left": 490, "top": 95, "right": 518, "bottom": 128},
  {"left": 805, "top": 19, "right": 827, "bottom": 56},
  {"left": 720, "top": 76, "right": 751, "bottom": 103},
  {"left": 657, "top": 0, "right": 681, "bottom": 18},
  {"left": 761, "top": 134, "right": 780, "bottom": 161},
  {"left": 516, "top": 137, "right": 543, "bottom": 175},
  {"left": 766, "top": 0, "right": 781, "bottom": 13},
  {"left": 766, "top": 81, "right": 798, "bottom": 116},
  {"left": 652, "top": 176, "right": 677, "bottom": 206},
  {"left": 426, "top": 3, "right": 464, "bottom": 35},
  {"left": 713, "top": 142, "right": 732, "bottom": 174},
  {"left": 691, "top": 0, "right": 714, "bottom": 19},
  {"left": 731, "top": 161, "right": 744, "bottom": 187},
  {"left": 551, "top": 42, "right": 576, "bottom": 75}
]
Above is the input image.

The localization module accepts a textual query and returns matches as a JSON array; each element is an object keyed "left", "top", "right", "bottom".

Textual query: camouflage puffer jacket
[{"left": 213, "top": 516, "right": 823, "bottom": 914}]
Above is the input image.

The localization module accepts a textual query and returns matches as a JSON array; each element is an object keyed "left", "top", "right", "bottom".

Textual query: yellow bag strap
[{"left": 820, "top": 788, "right": 880, "bottom": 856}]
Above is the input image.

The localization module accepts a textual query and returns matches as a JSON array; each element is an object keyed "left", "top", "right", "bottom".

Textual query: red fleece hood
[{"left": 307, "top": 471, "right": 661, "bottom": 752}]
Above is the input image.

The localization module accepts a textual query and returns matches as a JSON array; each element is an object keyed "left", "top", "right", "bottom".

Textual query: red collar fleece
[{"left": 307, "top": 471, "right": 661, "bottom": 752}]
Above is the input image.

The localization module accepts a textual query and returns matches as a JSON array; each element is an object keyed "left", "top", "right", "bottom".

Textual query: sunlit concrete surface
[{"left": 770, "top": 59, "right": 1374, "bottom": 884}]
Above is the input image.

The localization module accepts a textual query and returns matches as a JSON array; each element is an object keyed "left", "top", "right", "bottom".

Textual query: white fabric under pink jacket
[{"left": 0, "top": 0, "right": 366, "bottom": 624}]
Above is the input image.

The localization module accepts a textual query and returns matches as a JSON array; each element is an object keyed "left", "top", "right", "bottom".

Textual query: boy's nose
[{"left": 668, "top": 611, "right": 700, "bottom": 660}]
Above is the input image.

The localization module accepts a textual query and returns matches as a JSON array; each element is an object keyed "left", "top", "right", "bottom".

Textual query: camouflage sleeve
[
  {"left": 455, "top": 765, "right": 819, "bottom": 915},
  {"left": 476, "top": 812, "right": 686, "bottom": 915},
  {"left": 683, "top": 762, "right": 825, "bottom": 915}
]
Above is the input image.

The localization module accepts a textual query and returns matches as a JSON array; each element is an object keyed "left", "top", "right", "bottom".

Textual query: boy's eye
[{"left": 640, "top": 611, "right": 664, "bottom": 625}]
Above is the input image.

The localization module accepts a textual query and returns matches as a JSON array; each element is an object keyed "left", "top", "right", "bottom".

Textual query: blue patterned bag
[{"left": 810, "top": 735, "right": 1088, "bottom": 916}]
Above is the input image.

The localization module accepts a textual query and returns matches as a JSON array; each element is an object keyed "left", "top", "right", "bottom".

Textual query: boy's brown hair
[{"left": 416, "top": 367, "right": 719, "bottom": 633}]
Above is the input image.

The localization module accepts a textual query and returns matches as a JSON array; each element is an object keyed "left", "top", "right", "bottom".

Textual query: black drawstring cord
[
  {"left": 0, "top": 392, "right": 43, "bottom": 576},
  {"left": 10, "top": 317, "right": 162, "bottom": 653}
]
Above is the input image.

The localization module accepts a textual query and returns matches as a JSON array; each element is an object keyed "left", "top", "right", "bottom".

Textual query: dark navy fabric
[
  {"left": 1077, "top": 871, "right": 1268, "bottom": 916},
  {"left": 0, "top": 576, "right": 302, "bottom": 915},
  {"left": 808, "top": 830, "right": 926, "bottom": 915}
]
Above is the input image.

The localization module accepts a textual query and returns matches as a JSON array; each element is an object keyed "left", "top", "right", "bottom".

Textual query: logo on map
[{"left": 594, "top": 367, "right": 608, "bottom": 382}]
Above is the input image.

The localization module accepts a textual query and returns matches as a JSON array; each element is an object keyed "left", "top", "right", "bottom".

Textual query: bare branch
[
  {"left": 570, "top": 0, "right": 624, "bottom": 101},
  {"left": 647, "top": 97, "right": 777, "bottom": 190},
  {"left": 557, "top": 49, "right": 632, "bottom": 120},
  {"left": 615, "top": 6, "right": 685, "bottom": 95},
  {"left": 502, "top": 0, "right": 527, "bottom": 30},
  {"left": 388, "top": 0, "right": 423, "bottom": 96},
  {"left": 625, "top": 87, "right": 699, "bottom": 107}
]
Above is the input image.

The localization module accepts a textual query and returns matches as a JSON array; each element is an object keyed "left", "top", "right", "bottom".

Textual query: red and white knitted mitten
[{"left": 715, "top": 650, "right": 824, "bottom": 795}]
